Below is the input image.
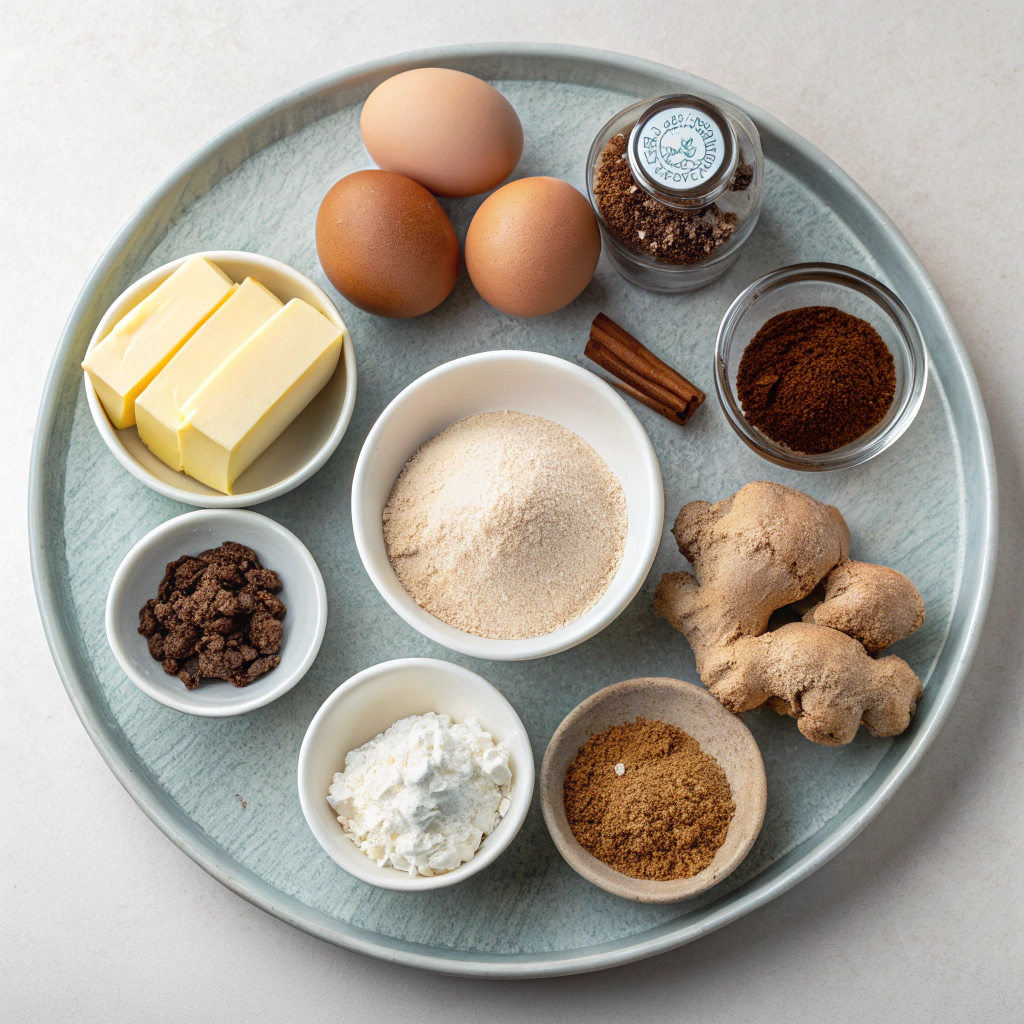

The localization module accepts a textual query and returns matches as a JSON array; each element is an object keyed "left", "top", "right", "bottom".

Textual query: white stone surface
[{"left": 3, "top": 1, "right": 1021, "bottom": 1019}]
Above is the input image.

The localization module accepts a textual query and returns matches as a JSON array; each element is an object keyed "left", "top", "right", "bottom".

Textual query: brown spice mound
[
  {"left": 736, "top": 305, "right": 897, "bottom": 454},
  {"left": 137, "top": 541, "right": 286, "bottom": 689},
  {"left": 563, "top": 718, "right": 735, "bottom": 881},
  {"left": 593, "top": 132, "right": 745, "bottom": 264}
]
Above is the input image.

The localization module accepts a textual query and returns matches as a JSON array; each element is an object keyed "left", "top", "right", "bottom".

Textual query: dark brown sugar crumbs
[
  {"left": 137, "top": 541, "right": 286, "bottom": 689},
  {"left": 563, "top": 718, "right": 735, "bottom": 881},
  {"left": 736, "top": 305, "right": 897, "bottom": 455},
  {"left": 593, "top": 132, "right": 750, "bottom": 265}
]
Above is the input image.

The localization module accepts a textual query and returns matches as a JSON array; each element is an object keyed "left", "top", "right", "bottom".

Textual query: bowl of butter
[{"left": 81, "top": 250, "right": 357, "bottom": 507}]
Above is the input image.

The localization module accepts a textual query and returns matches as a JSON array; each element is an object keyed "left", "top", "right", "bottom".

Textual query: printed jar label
[{"left": 636, "top": 106, "right": 726, "bottom": 187}]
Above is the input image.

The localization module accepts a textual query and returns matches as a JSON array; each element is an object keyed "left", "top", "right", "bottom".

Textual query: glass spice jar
[{"left": 586, "top": 94, "right": 764, "bottom": 293}]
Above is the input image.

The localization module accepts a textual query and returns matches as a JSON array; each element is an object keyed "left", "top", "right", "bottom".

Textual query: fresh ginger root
[{"left": 653, "top": 481, "right": 924, "bottom": 746}]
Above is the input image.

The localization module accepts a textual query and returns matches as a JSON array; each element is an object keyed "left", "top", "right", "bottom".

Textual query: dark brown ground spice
[
  {"left": 593, "top": 132, "right": 749, "bottom": 265},
  {"left": 137, "top": 541, "right": 286, "bottom": 689},
  {"left": 563, "top": 718, "right": 735, "bottom": 881},
  {"left": 736, "top": 305, "right": 896, "bottom": 455}
]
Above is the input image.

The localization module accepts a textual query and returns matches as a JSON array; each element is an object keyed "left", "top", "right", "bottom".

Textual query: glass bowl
[
  {"left": 715, "top": 263, "right": 928, "bottom": 471},
  {"left": 586, "top": 97, "right": 764, "bottom": 293}
]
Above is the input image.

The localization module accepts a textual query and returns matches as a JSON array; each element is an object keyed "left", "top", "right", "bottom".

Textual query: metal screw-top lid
[{"left": 627, "top": 95, "right": 738, "bottom": 210}]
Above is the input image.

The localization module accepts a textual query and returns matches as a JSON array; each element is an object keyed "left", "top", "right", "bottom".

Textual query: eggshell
[
  {"left": 361, "top": 68, "right": 523, "bottom": 198},
  {"left": 315, "top": 170, "right": 460, "bottom": 319},
  {"left": 464, "top": 177, "right": 601, "bottom": 318}
]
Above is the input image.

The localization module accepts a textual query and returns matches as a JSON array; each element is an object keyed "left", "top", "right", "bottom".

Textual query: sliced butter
[
  {"left": 82, "top": 256, "right": 234, "bottom": 429},
  {"left": 179, "top": 299, "right": 343, "bottom": 494},
  {"left": 135, "top": 278, "right": 283, "bottom": 470}
]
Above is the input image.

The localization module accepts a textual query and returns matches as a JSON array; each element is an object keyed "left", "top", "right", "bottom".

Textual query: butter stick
[
  {"left": 135, "top": 278, "right": 283, "bottom": 470},
  {"left": 82, "top": 256, "right": 234, "bottom": 429},
  {"left": 179, "top": 299, "right": 343, "bottom": 494}
]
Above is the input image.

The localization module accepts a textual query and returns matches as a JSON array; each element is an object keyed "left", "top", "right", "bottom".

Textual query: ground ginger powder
[{"left": 563, "top": 718, "right": 735, "bottom": 881}]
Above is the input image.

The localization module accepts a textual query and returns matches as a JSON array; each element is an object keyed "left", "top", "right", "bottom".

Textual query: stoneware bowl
[
  {"left": 106, "top": 509, "right": 327, "bottom": 716},
  {"left": 83, "top": 250, "right": 357, "bottom": 507},
  {"left": 540, "top": 677, "right": 767, "bottom": 903},
  {"left": 297, "top": 658, "right": 535, "bottom": 891},
  {"left": 350, "top": 350, "right": 664, "bottom": 661}
]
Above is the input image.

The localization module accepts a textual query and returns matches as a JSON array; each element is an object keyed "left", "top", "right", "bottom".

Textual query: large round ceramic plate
[{"left": 29, "top": 45, "right": 996, "bottom": 977}]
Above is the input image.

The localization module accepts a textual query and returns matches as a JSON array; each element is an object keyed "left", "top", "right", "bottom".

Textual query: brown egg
[
  {"left": 360, "top": 68, "right": 523, "bottom": 198},
  {"left": 464, "top": 177, "right": 601, "bottom": 317},
  {"left": 315, "top": 170, "right": 460, "bottom": 318}
]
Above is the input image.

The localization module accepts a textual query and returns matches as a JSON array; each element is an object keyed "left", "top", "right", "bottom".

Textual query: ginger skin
[
  {"left": 654, "top": 481, "right": 925, "bottom": 746},
  {"left": 803, "top": 560, "right": 925, "bottom": 655}
]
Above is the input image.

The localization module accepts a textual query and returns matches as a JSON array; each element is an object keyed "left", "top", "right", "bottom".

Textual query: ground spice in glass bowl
[
  {"left": 714, "top": 264, "right": 928, "bottom": 471},
  {"left": 736, "top": 305, "right": 897, "bottom": 455},
  {"left": 562, "top": 717, "right": 735, "bottom": 881}
]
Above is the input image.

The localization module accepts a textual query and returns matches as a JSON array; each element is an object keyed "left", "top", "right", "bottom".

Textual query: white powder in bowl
[
  {"left": 382, "top": 410, "right": 628, "bottom": 640},
  {"left": 327, "top": 712, "right": 512, "bottom": 876}
]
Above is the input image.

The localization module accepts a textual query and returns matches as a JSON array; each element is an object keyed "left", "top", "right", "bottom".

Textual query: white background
[{"left": 4, "top": 2, "right": 1022, "bottom": 1020}]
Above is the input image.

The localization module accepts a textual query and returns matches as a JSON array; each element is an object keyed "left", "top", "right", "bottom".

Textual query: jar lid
[{"left": 627, "top": 95, "right": 738, "bottom": 209}]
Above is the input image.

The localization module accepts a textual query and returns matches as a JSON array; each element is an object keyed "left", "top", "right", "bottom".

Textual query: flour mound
[{"left": 382, "top": 411, "right": 628, "bottom": 640}]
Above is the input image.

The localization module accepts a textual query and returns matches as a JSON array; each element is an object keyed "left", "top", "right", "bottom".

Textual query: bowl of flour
[
  {"left": 297, "top": 657, "right": 534, "bottom": 890},
  {"left": 352, "top": 351, "right": 664, "bottom": 660}
]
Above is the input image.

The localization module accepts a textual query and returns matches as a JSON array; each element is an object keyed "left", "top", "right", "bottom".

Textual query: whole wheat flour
[{"left": 382, "top": 411, "right": 628, "bottom": 640}]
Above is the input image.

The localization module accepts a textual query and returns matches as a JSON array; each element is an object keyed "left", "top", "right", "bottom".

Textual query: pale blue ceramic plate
[{"left": 29, "top": 45, "right": 996, "bottom": 977}]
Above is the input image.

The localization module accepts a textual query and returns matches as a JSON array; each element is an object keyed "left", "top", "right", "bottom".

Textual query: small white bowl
[
  {"left": 297, "top": 658, "right": 535, "bottom": 891},
  {"left": 351, "top": 351, "right": 664, "bottom": 661},
  {"left": 106, "top": 509, "right": 327, "bottom": 716},
  {"left": 83, "top": 250, "right": 357, "bottom": 508}
]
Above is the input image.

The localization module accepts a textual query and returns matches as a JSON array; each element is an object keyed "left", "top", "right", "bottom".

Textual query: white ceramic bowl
[
  {"left": 351, "top": 351, "right": 664, "bottom": 661},
  {"left": 83, "top": 250, "right": 357, "bottom": 508},
  {"left": 106, "top": 509, "right": 327, "bottom": 716},
  {"left": 297, "top": 658, "right": 535, "bottom": 891}
]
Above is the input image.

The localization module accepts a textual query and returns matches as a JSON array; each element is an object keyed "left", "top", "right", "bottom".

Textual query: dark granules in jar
[
  {"left": 594, "top": 132, "right": 750, "bottom": 264},
  {"left": 137, "top": 541, "right": 286, "bottom": 689},
  {"left": 736, "top": 305, "right": 897, "bottom": 454},
  {"left": 563, "top": 717, "right": 735, "bottom": 881}
]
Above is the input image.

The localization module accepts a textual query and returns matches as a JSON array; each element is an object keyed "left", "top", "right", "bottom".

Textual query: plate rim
[{"left": 28, "top": 42, "right": 998, "bottom": 978}]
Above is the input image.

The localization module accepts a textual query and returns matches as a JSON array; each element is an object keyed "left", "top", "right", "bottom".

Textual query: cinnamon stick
[
  {"left": 585, "top": 313, "right": 705, "bottom": 425},
  {"left": 588, "top": 339, "right": 692, "bottom": 416},
  {"left": 598, "top": 374, "right": 693, "bottom": 425}
]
